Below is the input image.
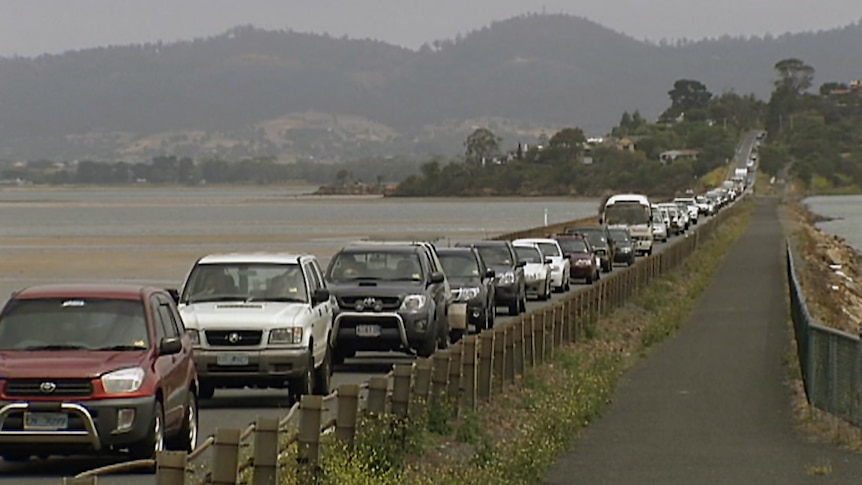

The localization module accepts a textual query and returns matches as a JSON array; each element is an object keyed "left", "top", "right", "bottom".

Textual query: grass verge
[{"left": 275, "top": 201, "right": 753, "bottom": 485}]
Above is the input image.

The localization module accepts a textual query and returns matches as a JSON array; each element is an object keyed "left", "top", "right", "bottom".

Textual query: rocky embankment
[{"left": 788, "top": 202, "right": 862, "bottom": 334}]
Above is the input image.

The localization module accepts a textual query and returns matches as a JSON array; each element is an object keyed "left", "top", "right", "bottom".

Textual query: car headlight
[
  {"left": 498, "top": 271, "right": 515, "bottom": 285},
  {"left": 101, "top": 367, "right": 145, "bottom": 394},
  {"left": 400, "top": 294, "right": 427, "bottom": 312},
  {"left": 269, "top": 327, "right": 304, "bottom": 344},
  {"left": 186, "top": 329, "right": 201, "bottom": 346},
  {"left": 459, "top": 287, "right": 480, "bottom": 301},
  {"left": 621, "top": 246, "right": 632, "bottom": 252}
]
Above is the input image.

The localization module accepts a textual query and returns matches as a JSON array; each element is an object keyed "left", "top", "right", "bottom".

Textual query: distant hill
[{"left": 1, "top": 14, "right": 861, "bottom": 161}]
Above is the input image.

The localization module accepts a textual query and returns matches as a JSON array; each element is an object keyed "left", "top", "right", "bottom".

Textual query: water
[
  {"left": 804, "top": 195, "right": 862, "bottom": 252},
  {"left": 0, "top": 186, "right": 600, "bottom": 287}
]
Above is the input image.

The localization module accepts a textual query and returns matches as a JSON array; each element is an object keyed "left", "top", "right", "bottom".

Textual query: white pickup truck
[{"left": 177, "top": 252, "right": 333, "bottom": 402}]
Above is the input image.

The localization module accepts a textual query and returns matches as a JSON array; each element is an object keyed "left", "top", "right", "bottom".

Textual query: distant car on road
[
  {"left": 456, "top": 240, "right": 527, "bottom": 316},
  {"left": 437, "top": 247, "right": 496, "bottom": 335},
  {"left": 607, "top": 228, "right": 636, "bottom": 266},
  {"left": 551, "top": 234, "right": 600, "bottom": 285},
  {"left": 0, "top": 284, "right": 198, "bottom": 462},
  {"left": 566, "top": 226, "right": 615, "bottom": 273},
  {"left": 513, "top": 242, "right": 553, "bottom": 301},
  {"left": 513, "top": 237, "right": 571, "bottom": 293}
]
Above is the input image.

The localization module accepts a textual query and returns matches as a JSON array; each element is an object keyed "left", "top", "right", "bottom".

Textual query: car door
[
  {"left": 152, "top": 294, "right": 187, "bottom": 429},
  {"left": 304, "top": 260, "right": 331, "bottom": 364}
]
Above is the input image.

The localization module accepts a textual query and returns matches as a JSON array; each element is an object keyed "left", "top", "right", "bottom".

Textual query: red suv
[{"left": 0, "top": 284, "right": 198, "bottom": 462}]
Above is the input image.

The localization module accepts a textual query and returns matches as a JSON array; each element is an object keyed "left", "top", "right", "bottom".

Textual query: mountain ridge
[{"left": 1, "top": 14, "right": 860, "bottom": 161}]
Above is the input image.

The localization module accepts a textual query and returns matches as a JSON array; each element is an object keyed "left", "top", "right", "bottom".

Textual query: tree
[
  {"left": 663, "top": 79, "right": 713, "bottom": 120},
  {"left": 548, "top": 127, "right": 586, "bottom": 150},
  {"left": 464, "top": 128, "right": 501, "bottom": 166},
  {"left": 773, "top": 58, "right": 815, "bottom": 95}
]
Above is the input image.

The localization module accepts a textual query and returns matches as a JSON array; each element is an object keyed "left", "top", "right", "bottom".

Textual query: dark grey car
[
  {"left": 608, "top": 228, "right": 636, "bottom": 266},
  {"left": 567, "top": 226, "right": 615, "bottom": 273},
  {"left": 325, "top": 244, "right": 450, "bottom": 361},
  {"left": 437, "top": 247, "right": 496, "bottom": 336},
  {"left": 455, "top": 240, "right": 527, "bottom": 316}
]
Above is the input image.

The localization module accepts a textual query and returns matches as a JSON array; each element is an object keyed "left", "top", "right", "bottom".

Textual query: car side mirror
[
  {"left": 312, "top": 288, "right": 330, "bottom": 306},
  {"left": 544, "top": 258, "right": 552, "bottom": 265},
  {"left": 159, "top": 337, "right": 183, "bottom": 356},
  {"left": 485, "top": 268, "right": 496, "bottom": 278},
  {"left": 429, "top": 272, "right": 445, "bottom": 284},
  {"left": 516, "top": 260, "right": 526, "bottom": 268},
  {"left": 165, "top": 288, "right": 180, "bottom": 304},
  {"left": 598, "top": 217, "right": 603, "bottom": 224}
]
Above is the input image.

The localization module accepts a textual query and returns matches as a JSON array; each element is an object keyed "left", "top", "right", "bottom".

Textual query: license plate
[
  {"left": 24, "top": 412, "right": 68, "bottom": 430},
  {"left": 216, "top": 353, "right": 249, "bottom": 366},
  {"left": 355, "top": 325, "right": 381, "bottom": 337}
]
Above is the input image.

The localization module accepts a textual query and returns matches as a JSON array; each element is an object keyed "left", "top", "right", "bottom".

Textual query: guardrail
[
  {"left": 62, "top": 197, "right": 743, "bottom": 485},
  {"left": 786, "top": 241, "right": 862, "bottom": 426}
]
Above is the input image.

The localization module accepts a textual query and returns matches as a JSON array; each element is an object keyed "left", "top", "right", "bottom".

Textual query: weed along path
[{"left": 544, "top": 198, "right": 862, "bottom": 484}]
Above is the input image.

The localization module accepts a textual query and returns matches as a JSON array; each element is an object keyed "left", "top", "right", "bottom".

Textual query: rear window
[
  {"left": 514, "top": 246, "right": 543, "bottom": 263},
  {"left": 537, "top": 242, "right": 561, "bottom": 257},
  {"left": 439, "top": 253, "right": 481, "bottom": 279},
  {"left": 474, "top": 246, "right": 513, "bottom": 266},
  {"left": 557, "top": 239, "right": 589, "bottom": 254},
  {"left": 0, "top": 298, "right": 149, "bottom": 351}
]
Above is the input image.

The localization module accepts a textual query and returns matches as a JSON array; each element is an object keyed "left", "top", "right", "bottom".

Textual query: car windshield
[
  {"left": 0, "top": 298, "right": 149, "bottom": 351},
  {"left": 536, "top": 242, "right": 561, "bottom": 257},
  {"left": 610, "top": 230, "right": 630, "bottom": 242},
  {"left": 557, "top": 239, "right": 590, "bottom": 254},
  {"left": 474, "top": 245, "right": 513, "bottom": 266},
  {"left": 514, "top": 246, "right": 543, "bottom": 264},
  {"left": 605, "top": 202, "right": 650, "bottom": 225},
  {"left": 184, "top": 263, "right": 308, "bottom": 303},
  {"left": 327, "top": 251, "right": 424, "bottom": 283},
  {"left": 439, "top": 254, "right": 481, "bottom": 279},
  {"left": 573, "top": 230, "right": 606, "bottom": 247}
]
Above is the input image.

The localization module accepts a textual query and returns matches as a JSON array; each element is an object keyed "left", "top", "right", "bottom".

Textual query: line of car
[{"left": 0, "top": 178, "right": 749, "bottom": 465}]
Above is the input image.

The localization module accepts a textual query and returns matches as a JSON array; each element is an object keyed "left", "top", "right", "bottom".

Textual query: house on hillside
[{"left": 659, "top": 149, "right": 700, "bottom": 165}]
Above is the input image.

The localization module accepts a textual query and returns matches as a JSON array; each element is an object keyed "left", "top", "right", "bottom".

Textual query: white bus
[{"left": 600, "top": 194, "right": 654, "bottom": 256}]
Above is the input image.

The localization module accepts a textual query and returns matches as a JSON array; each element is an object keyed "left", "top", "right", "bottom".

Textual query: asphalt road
[{"left": 0, "top": 135, "right": 760, "bottom": 484}]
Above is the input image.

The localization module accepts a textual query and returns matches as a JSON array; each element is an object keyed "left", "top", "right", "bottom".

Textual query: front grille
[
  {"left": 337, "top": 296, "right": 401, "bottom": 311},
  {"left": 5, "top": 379, "right": 93, "bottom": 398},
  {"left": 206, "top": 364, "right": 259, "bottom": 373},
  {"left": 205, "top": 330, "right": 263, "bottom": 346}
]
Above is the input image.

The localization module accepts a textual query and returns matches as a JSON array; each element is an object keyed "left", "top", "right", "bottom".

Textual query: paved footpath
[{"left": 545, "top": 198, "right": 862, "bottom": 484}]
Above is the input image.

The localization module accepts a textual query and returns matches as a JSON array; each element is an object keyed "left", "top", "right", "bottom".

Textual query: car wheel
[
  {"left": 198, "top": 382, "right": 215, "bottom": 400},
  {"left": 416, "top": 334, "right": 436, "bottom": 358},
  {"left": 437, "top": 312, "right": 450, "bottom": 350},
  {"left": 508, "top": 300, "right": 519, "bottom": 316},
  {"left": 168, "top": 391, "right": 198, "bottom": 452},
  {"left": 487, "top": 305, "right": 496, "bottom": 329},
  {"left": 585, "top": 273, "right": 593, "bottom": 284},
  {"left": 129, "top": 400, "right": 165, "bottom": 461},
  {"left": 289, "top": 353, "right": 314, "bottom": 404},
  {"left": 313, "top": 349, "right": 332, "bottom": 395},
  {"left": 449, "top": 328, "right": 465, "bottom": 343},
  {"left": 518, "top": 292, "right": 527, "bottom": 313}
]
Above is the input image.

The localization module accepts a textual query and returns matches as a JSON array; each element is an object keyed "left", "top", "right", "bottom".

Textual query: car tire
[
  {"left": 585, "top": 273, "right": 593, "bottom": 284},
  {"left": 313, "top": 349, "right": 332, "bottom": 396},
  {"left": 168, "top": 392, "right": 198, "bottom": 452},
  {"left": 487, "top": 306, "right": 495, "bottom": 329},
  {"left": 289, "top": 353, "right": 314, "bottom": 404},
  {"left": 416, "top": 334, "right": 436, "bottom": 358},
  {"left": 198, "top": 382, "right": 215, "bottom": 400},
  {"left": 437, "top": 311, "right": 450, "bottom": 350},
  {"left": 450, "top": 328, "right": 465, "bottom": 343},
  {"left": 129, "top": 400, "right": 165, "bottom": 461},
  {"left": 508, "top": 300, "right": 519, "bottom": 316},
  {"left": 518, "top": 292, "right": 527, "bottom": 314}
]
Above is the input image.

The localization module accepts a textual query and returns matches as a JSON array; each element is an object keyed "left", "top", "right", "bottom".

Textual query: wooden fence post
[
  {"left": 534, "top": 311, "right": 545, "bottom": 365},
  {"left": 155, "top": 451, "right": 187, "bottom": 485},
  {"left": 297, "top": 395, "right": 323, "bottom": 482},
  {"left": 524, "top": 314, "right": 536, "bottom": 368},
  {"left": 513, "top": 317, "right": 526, "bottom": 377},
  {"left": 461, "top": 336, "right": 478, "bottom": 411},
  {"left": 212, "top": 428, "right": 241, "bottom": 485},
  {"left": 493, "top": 326, "right": 506, "bottom": 394},
  {"left": 505, "top": 323, "right": 516, "bottom": 384},
  {"left": 391, "top": 364, "right": 413, "bottom": 418},
  {"left": 413, "top": 358, "right": 433, "bottom": 404},
  {"left": 555, "top": 303, "right": 564, "bottom": 348},
  {"left": 335, "top": 384, "right": 359, "bottom": 446},
  {"left": 367, "top": 377, "right": 388, "bottom": 415},
  {"left": 253, "top": 417, "right": 279, "bottom": 485},
  {"left": 430, "top": 350, "right": 450, "bottom": 407},
  {"left": 478, "top": 329, "right": 494, "bottom": 401},
  {"left": 448, "top": 344, "right": 463, "bottom": 411}
]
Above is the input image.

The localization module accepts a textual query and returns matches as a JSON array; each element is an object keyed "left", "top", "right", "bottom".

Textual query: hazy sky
[{"left": 2, "top": 0, "right": 862, "bottom": 57}]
